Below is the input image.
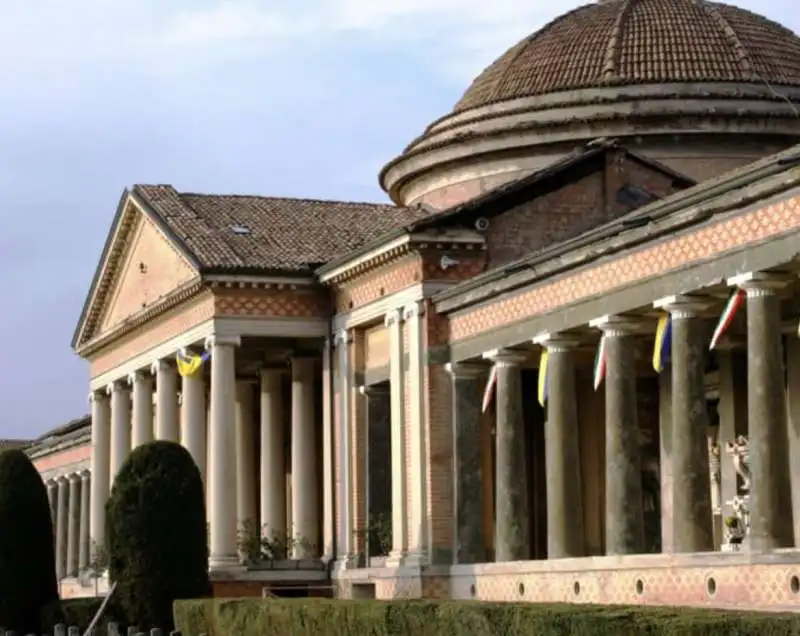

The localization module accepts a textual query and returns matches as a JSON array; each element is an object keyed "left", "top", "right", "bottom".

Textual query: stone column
[
  {"left": 403, "top": 302, "right": 429, "bottom": 564},
  {"left": 591, "top": 315, "right": 645, "bottom": 555},
  {"left": 47, "top": 479, "right": 57, "bottom": 527},
  {"left": 55, "top": 476, "right": 69, "bottom": 580},
  {"left": 107, "top": 380, "right": 130, "bottom": 483},
  {"left": 321, "top": 337, "right": 335, "bottom": 562},
  {"left": 385, "top": 308, "right": 408, "bottom": 562},
  {"left": 260, "top": 366, "right": 286, "bottom": 540},
  {"left": 66, "top": 473, "right": 81, "bottom": 577},
  {"left": 484, "top": 348, "right": 529, "bottom": 562},
  {"left": 79, "top": 471, "right": 91, "bottom": 573},
  {"left": 236, "top": 380, "right": 257, "bottom": 536},
  {"left": 730, "top": 272, "right": 794, "bottom": 550},
  {"left": 785, "top": 332, "right": 800, "bottom": 546},
  {"left": 153, "top": 360, "right": 180, "bottom": 442},
  {"left": 534, "top": 333, "right": 585, "bottom": 559},
  {"left": 334, "top": 329, "right": 353, "bottom": 562},
  {"left": 446, "top": 362, "right": 487, "bottom": 564},
  {"left": 181, "top": 370, "right": 207, "bottom": 485},
  {"left": 655, "top": 295, "right": 714, "bottom": 553},
  {"left": 128, "top": 370, "right": 154, "bottom": 449},
  {"left": 205, "top": 334, "right": 241, "bottom": 569},
  {"left": 291, "top": 356, "right": 319, "bottom": 558},
  {"left": 89, "top": 390, "right": 111, "bottom": 556}
]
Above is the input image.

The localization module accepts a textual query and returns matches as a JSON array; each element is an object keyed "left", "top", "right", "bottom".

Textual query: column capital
[
  {"left": 402, "top": 301, "right": 425, "bottom": 321},
  {"left": 204, "top": 334, "right": 241, "bottom": 350},
  {"left": 589, "top": 314, "right": 643, "bottom": 336},
  {"left": 445, "top": 361, "right": 486, "bottom": 378},
  {"left": 127, "top": 369, "right": 153, "bottom": 386},
  {"left": 727, "top": 271, "right": 793, "bottom": 296},
  {"left": 68, "top": 472, "right": 82, "bottom": 484},
  {"left": 105, "top": 380, "right": 128, "bottom": 395},
  {"left": 46, "top": 478, "right": 58, "bottom": 488},
  {"left": 714, "top": 334, "right": 747, "bottom": 350},
  {"left": 79, "top": 470, "right": 91, "bottom": 481},
  {"left": 653, "top": 294, "right": 712, "bottom": 318},
  {"left": 532, "top": 331, "right": 582, "bottom": 351},
  {"left": 56, "top": 474, "right": 70, "bottom": 485},
  {"left": 150, "top": 359, "right": 176, "bottom": 375},
  {"left": 384, "top": 307, "right": 403, "bottom": 328},
  {"left": 482, "top": 348, "right": 527, "bottom": 366},
  {"left": 333, "top": 329, "right": 352, "bottom": 347},
  {"left": 259, "top": 364, "right": 287, "bottom": 378},
  {"left": 88, "top": 390, "right": 108, "bottom": 404}
]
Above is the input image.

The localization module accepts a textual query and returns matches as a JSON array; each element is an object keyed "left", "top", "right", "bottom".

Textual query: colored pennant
[
  {"left": 176, "top": 348, "right": 210, "bottom": 377},
  {"left": 652, "top": 313, "right": 672, "bottom": 373},
  {"left": 537, "top": 349, "right": 550, "bottom": 407},
  {"left": 481, "top": 364, "right": 497, "bottom": 413},
  {"left": 593, "top": 335, "right": 607, "bottom": 390},
  {"left": 709, "top": 289, "right": 745, "bottom": 350}
]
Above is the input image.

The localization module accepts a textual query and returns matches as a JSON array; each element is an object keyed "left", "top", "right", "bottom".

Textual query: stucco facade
[{"left": 22, "top": 0, "right": 800, "bottom": 611}]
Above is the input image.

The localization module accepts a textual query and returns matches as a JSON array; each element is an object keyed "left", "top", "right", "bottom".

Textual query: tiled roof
[
  {"left": 134, "top": 185, "right": 433, "bottom": 273},
  {"left": 453, "top": 0, "right": 800, "bottom": 113},
  {"left": 0, "top": 439, "right": 32, "bottom": 451}
]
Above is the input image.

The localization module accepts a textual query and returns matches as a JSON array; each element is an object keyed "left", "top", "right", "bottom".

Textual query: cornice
[{"left": 75, "top": 279, "right": 206, "bottom": 357}]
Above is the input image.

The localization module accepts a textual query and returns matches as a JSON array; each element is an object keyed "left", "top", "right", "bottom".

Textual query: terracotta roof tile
[
  {"left": 453, "top": 0, "right": 800, "bottom": 113},
  {"left": 135, "top": 185, "right": 433, "bottom": 273}
]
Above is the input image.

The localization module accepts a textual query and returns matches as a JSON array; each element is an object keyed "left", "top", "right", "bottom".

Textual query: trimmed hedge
[
  {"left": 174, "top": 598, "right": 800, "bottom": 636},
  {"left": 0, "top": 449, "right": 59, "bottom": 634},
  {"left": 107, "top": 441, "right": 210, "bottom": 631},
  {"left": 53, "top": 597, "right": 121, "bottom": 634}
]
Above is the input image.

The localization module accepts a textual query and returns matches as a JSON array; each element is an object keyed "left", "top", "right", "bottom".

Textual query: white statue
[
  {"left": 726, "top": 435, "right": 750, "bottom": 492},
  {"left": 721, "top": 435, "right": 751, "bottom": 551}
]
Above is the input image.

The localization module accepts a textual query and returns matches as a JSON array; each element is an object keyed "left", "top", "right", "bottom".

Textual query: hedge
[
  {"left": 0, "top": 449, "right": 59, "bottom": 634},
  {"left": 107, "top": 441, "right": 210, "bottom": 631},
  {"left": 174, "top": 598, "right": 800, "bottom": 636}
]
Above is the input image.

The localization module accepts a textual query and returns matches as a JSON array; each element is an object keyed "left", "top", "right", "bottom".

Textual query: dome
[
  {"left": 380, "top": 0, "right": 800, "bottom": 208},
  {"left": 454, "top": 0, "right": 800, "bottom": 113}
]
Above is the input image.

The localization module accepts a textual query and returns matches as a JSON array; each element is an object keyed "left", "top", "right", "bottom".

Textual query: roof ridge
[
  {"left": 601, "top": 0, "right": 637, "bottom": 82},
  {"left": 700, "top": 0, "right": 755, "bottom": 79},
  {"left": 175, "top": 190, "right": 398, "bottom": 209}
]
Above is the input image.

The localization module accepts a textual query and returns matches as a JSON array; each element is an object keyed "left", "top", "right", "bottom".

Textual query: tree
[
  {"left": 0, "top": 448, "right": 59, "bottom": 634},
  {"left": 106, "top": 441, "right": 210, "bottom": 630}
]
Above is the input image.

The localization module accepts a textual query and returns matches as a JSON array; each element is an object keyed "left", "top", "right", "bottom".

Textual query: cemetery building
[{"left": 25, "top": 0, "right": 800, "bottom": 610}]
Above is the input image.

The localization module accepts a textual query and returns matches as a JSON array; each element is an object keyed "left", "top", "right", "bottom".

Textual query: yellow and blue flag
[
  {"left": 176, "top": 348, "right": 210, "bottom": 377},
  {"left": 652, "top": 314, "right": 672, "bottom": 373}
]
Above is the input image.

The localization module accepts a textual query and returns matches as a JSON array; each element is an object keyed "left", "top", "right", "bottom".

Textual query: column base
[
  {"left": 209, "top": 555, "right": 241, "bottom": 571},
  {"left": 384, "top": 550, "right": 427, "bottom": 570}
]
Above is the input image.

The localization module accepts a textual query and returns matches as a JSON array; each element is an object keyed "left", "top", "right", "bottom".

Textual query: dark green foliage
[
  {"left": 0, "top": 448, "right": 59, "bottom": 634},
  {"left": 107, "top": 440, "right": 210, "bottom": 630},
  {"left": 174, "top": 598, "right": 800, "bottom": 636},
  {"left": 48, "top": 597, "right": 121, "bottom": 634}
]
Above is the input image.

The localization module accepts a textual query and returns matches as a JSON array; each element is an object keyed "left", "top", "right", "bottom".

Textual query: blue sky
[{"left": 1, "top": 0, "right": 797, "bottom": 438}]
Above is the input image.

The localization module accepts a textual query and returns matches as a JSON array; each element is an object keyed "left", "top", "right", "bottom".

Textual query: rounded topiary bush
[
  {"left": 106, "top": 440, "right": 210, "bottom": 630},
  {"left": 0, "top": 448, "right": 59, "bottom": 634}
]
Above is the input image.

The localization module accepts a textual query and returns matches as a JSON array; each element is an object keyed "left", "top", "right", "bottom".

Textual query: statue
[{"left": 721, "top": 435, "right": 751, "bottom": 551}]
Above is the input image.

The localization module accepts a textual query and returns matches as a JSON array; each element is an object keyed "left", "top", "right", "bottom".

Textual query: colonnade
[
  {"left": 447, "top": 271, "right": 795, "bottom": 562},
  {"left": 46, "top": 471, "right": 91, "bottom": 580},
  {"left": 88, "top": 335, "right": 322, "bottom": 571}
]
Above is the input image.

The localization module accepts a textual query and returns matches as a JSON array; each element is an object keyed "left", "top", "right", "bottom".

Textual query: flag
[
  {"left": 593, "top": 335, "right": 607, "bottom": 390},
  {"left": 176, "top": 348, "right": 210, "bottom": 377},
  {"left": 709, "top": 289, "right": 745, "bottom": 350},
  {"left": 481, "top": 364, "right": 497, "bottom": 413},
  {"left": 537, "top": 349, "right": 550, "bottom": 407},
  {"left": 652, "top": 314, "right": 672, "bottom": 373}
]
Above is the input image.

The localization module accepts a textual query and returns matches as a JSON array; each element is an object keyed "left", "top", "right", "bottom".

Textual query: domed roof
[{"left": 454, "top": 0, "right": 800, "bottom": 114}]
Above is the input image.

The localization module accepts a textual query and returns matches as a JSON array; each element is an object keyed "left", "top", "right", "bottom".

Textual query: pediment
[{"left": 73, "top": 191, "right": 200, "bottom": 349}]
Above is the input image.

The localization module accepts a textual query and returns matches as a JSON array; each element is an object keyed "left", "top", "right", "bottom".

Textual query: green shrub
[
  {"left": 0, "top": 448, "right": 59, "bottom": 634},
  {"left": 107, "top": 440, "right": 210, "bottom": 630},
  {"left": 174, "top": 598, "right": 800, "bottom": 636}
]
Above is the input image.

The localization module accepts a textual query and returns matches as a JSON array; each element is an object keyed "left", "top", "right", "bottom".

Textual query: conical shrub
[
  {"left": 106, "top": 440, "right": 210, "bottom": 630},
  {"left": 0, "top": 448, "right": 59, "bottom": 633}
]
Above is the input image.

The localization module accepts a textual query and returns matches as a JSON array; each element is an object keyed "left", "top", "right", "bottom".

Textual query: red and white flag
[
  {"left": 481, "top": 364, "right": 497, "bottom": 413},
  {"left": 709, "top": 289, "right": 745, "bottom": 350}
]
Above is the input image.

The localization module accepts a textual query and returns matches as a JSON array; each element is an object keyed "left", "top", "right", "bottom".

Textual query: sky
[{"left": 1, "top": 0, "right": 798, "bottom": 438}]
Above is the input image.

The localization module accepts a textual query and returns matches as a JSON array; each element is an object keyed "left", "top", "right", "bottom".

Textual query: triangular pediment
[{"left": 73, "top": 191, "right": 200, "bottom": 350}]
